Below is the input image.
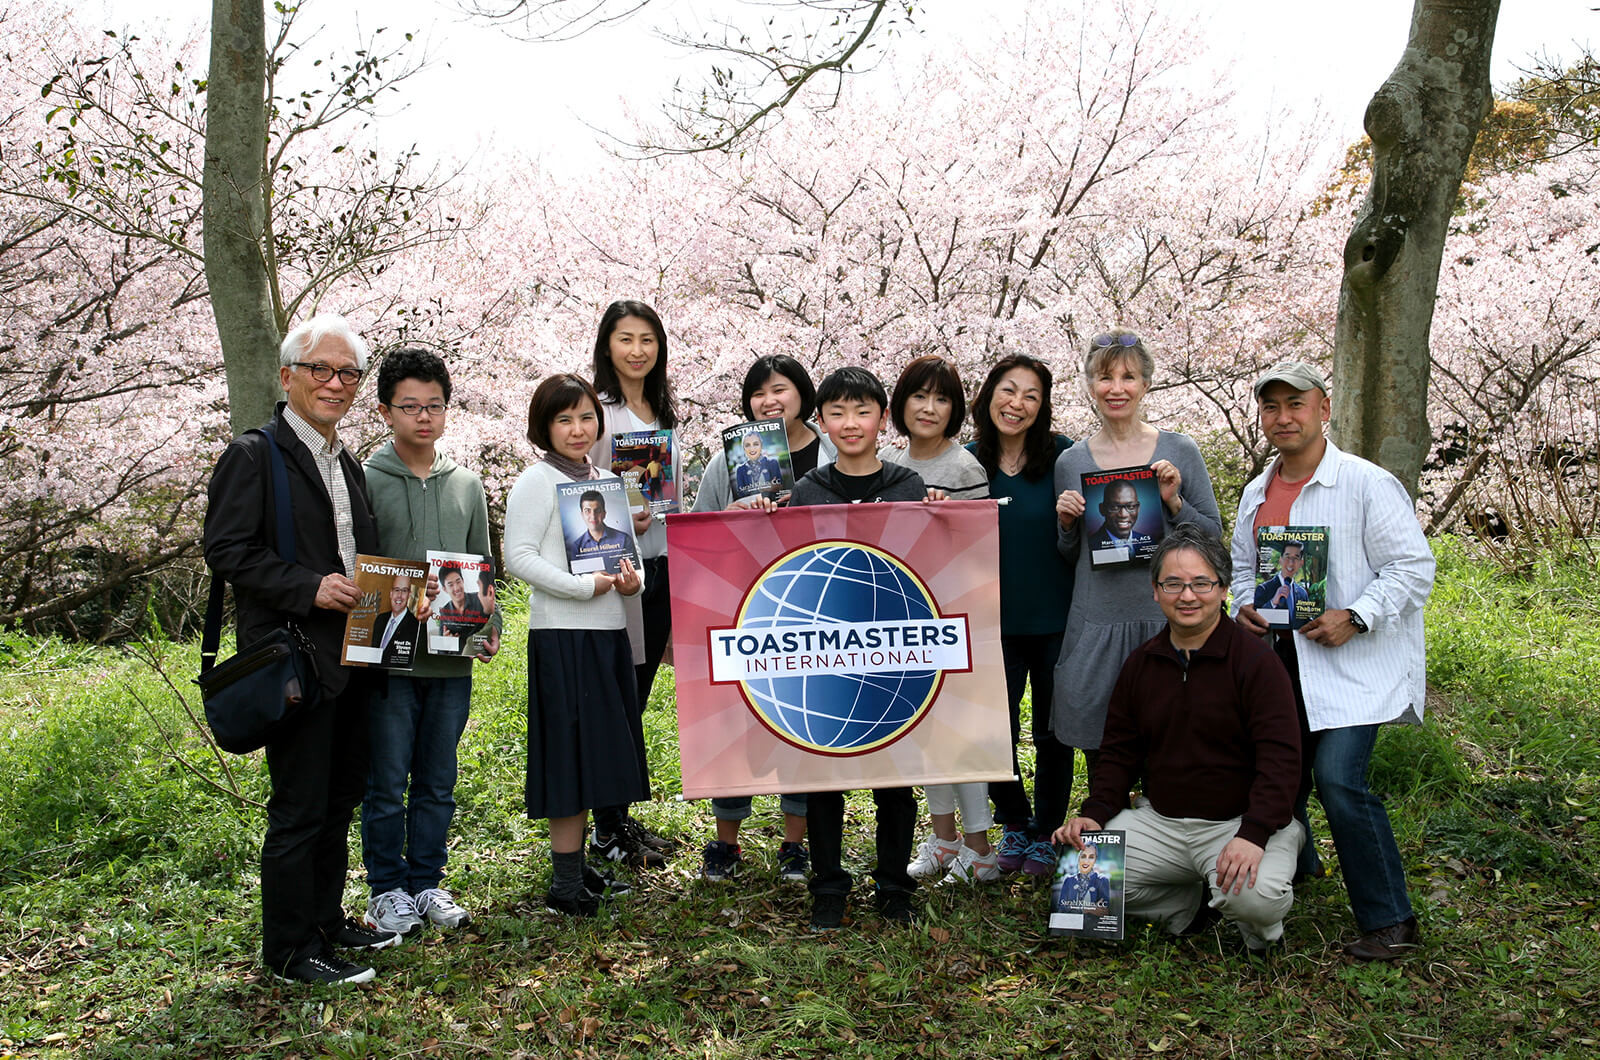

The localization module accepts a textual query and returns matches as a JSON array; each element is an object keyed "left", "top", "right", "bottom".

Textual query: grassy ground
[{"left": 1, "top": 538, "right": 1597, "bottom": 1058}]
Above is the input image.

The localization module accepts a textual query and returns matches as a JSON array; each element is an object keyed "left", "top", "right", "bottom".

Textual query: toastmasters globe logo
[{"left": 708, "top": 541, "right": 971, "bottom": 756}]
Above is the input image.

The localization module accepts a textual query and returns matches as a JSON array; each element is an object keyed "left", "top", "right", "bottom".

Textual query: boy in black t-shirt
[{"left": 789, "top": 367, "right": 930, "bottom": 930}]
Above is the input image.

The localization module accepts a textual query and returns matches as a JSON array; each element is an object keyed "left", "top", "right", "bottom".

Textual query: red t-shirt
[{"left": 1253, "top": 467, "right": 1309, "bottom": 533}]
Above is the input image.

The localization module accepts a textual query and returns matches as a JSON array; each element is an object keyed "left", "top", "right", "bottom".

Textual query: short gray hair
[
  {"left": 279, "top": 313, "right": 370, "bottom": 369},
  {"left": 1149, "top": 523, "right": 1231, "bottom": 586}
]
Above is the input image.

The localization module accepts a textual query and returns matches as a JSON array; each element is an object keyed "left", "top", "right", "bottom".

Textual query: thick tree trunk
[
  {"left": 203, "top": 0, "right": 281, "bottom": 436},
  {"left": 1331, "top": 0, "right": 1500, "bottom": 495}
]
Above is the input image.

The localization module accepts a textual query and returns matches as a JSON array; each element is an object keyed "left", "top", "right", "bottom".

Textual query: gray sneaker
[
  {"left": 415, "top": 887, "right": 471, "bottom": 929},
  {"left": 364, "top": 888, "right": 424, "bottom": 936}
]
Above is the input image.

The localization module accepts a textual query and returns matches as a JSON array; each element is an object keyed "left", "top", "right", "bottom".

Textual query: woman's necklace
[{"left": 999, "top": 447, "right": 1025, "bottom": 475}]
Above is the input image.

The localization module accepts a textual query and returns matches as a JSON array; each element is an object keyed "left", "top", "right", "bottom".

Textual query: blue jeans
[
  {"left": 1304, "top": 724, "right": 1415, "bottom": 931},
  {"left": 361, "top": 675, "right": 472, "bottom": 895}
]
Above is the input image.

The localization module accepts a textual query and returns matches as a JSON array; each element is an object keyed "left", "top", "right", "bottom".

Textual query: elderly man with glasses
[
  {"left": 1054, "top": 523, "right": 1304, "bottom": 956},
  {"left": 203, "top": 313, "right": 399, "bottom": 985}
]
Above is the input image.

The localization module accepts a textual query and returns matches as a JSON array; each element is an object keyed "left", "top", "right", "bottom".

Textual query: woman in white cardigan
[{"left": 504, "top": 373, "right": 647, "bottom": 917}]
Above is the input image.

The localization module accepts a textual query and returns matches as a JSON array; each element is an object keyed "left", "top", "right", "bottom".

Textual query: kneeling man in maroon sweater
[{"left": 1055, "top": 523, "right": 1302, "bottom": 953}]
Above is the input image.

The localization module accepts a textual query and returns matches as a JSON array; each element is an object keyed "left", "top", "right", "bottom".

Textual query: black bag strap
[{"left": 200, "top": 428, "right": 295, "bottom": 674}]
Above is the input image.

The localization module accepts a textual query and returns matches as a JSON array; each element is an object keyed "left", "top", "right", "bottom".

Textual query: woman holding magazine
[
  {"left": 689, "top": 353, "right": 837, "bottom": 884},
  {"left": 1049, "top": 330, "right": 1221, "bottom": 794},
  {"left": 504, "top": 373, "right": 648, "bottom": 918},
  {"left": 880, "top": 355, "right": 998, "bottom": 885},
  {"left": 967, "top": 355, "right": 1077, "bottom": 880},
  {"left": 587, "top": 300, "right": 681, "bottom": 870}
]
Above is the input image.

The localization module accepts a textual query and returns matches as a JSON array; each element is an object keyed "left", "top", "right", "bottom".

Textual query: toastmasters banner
[{"left": 667, "top": 500, "right": 1010, "bottom": 798}]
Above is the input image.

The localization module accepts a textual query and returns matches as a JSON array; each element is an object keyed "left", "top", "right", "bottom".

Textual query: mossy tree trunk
[{"left": 1332, "top": 0, "right": 1500, "bottom": 495}]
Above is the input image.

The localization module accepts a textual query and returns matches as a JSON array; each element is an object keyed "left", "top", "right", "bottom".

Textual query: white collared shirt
[
  {"left": 1229, "top": 440, "right": 1435, "bottom": 730},
  {"left": 282, "top": 404, "right": 358, "bottom": 576}
]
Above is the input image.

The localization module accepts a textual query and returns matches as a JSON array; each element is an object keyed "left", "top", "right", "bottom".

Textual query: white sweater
[{"left": 503, "top": 461, "right": 641, "bottom": 631}]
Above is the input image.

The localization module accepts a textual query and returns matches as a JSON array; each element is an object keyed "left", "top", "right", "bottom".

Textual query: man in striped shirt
[{"left": 1229, "top": 360, "right": 1436, "bottom": 962}]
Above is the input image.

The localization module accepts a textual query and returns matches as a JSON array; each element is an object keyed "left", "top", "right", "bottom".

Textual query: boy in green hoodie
[{"left": 360, "top": 349, "right": 498, "bottom": 935}]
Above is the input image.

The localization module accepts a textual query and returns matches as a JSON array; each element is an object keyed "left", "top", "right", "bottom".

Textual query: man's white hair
[{"left": 279, "top": 313, "right": 371, "bottom": 369}]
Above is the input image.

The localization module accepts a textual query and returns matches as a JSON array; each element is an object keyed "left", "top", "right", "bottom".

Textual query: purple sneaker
[
  {"left": 1022, "top": 839, "right": 1058, "bottom": 878},
  {"left": 996, "top": 828, "right": 1030, "bottom": 874}
]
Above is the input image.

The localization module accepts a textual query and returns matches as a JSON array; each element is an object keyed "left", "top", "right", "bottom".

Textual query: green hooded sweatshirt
[{"left": 364, "top": 441, "right": 492, "bottom": 678}]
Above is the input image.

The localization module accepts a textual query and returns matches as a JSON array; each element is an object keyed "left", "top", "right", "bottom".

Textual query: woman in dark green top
[{"left": 967, "top": 354, "right": 1077, "bottom": 879}]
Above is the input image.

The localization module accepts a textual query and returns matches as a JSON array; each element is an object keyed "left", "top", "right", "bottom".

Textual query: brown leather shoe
[{"left": 1343, "top": 916, "right": 1421, "bottom": 961}]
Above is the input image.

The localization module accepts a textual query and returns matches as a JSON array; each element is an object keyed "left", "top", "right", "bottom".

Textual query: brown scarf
[{"left": 540, "top": 450, "right": 599, "bottom": 481}]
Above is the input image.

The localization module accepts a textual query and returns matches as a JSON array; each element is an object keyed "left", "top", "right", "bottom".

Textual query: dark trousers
[
  {"left": 596, "top": 556, "right": 671, "bottom": 837},
  {"left": 807, "top": 787, "right": 917, "bottom": 897},
  {"left": 261, "top": 679, "right": 370, "bottom": 972},
  {"left": 989, "top": 631, "right": 1079, "bottom": 835}
]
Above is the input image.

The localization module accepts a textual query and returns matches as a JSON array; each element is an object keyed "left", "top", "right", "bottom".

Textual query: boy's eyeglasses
[{"left": 387, "top": 402, "right": 448, "bottom": 417}]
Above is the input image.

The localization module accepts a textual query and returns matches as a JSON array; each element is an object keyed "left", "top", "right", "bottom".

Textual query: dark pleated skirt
[{"left": 525, "top": 628, "right": 650, "bottom": 819}]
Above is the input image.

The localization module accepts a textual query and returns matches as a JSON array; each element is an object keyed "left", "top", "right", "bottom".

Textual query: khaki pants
[{"left": 1107, "top": 798, "right": 1304, "bottom": 951}]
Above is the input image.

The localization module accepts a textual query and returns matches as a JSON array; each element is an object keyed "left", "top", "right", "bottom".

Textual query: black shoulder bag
[{"left": 194, "top": 429, "right": 323, "bottom": 754}]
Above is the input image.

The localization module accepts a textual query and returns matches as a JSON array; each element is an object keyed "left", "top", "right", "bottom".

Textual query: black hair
[
  {"left": 579, "top": 488, "right": 605, "bottom": 513},
  {"left": 377, "top": 347, "right": 452, "bottom": 406},
  {"left": 526, "top": 374, "right": 601, "bottom": 451},
  {"left": 478, "top": 570, "right": 494, "bottom": 592},
  {"left": 1149, "top": 523, "right": 1232, "bottom": 586},
  {"left": 816, "top": 365, "right": 889, "bottom": 412},
  {"left": 971, "top": 354, "right": 1056, "bottom": 480},
  {"left": 890, "top": 354, "right": 967, "bottom": 438},
  {"left": 740, "top": 355, "right": 817, "bottom": 423},
  {"left": 591, "top": 300, "right": 679, "bottom": 429}
]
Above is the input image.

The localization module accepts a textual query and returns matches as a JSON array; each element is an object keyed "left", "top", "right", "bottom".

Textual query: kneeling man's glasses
[{"left": 1156, "top": 578, "right": 1221, "bottom": 595}]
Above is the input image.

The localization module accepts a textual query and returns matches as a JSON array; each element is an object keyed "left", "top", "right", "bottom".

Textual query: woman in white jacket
[{"left": 504, "top": 373, "right": 647, "bottom": 917}]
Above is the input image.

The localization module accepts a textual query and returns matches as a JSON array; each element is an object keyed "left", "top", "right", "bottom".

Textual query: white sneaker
[
  {"left": 415, "top": 887, "right": 471, "bottom": 929},
  {"left": 365, "top": 888, "right": 425, "bottom": 936},
  {"left": 938, "top": 844, "right": 1001, "bottom": 885},
  {"left": 907, "top": 834, "right": 961, "bottom": 879}
]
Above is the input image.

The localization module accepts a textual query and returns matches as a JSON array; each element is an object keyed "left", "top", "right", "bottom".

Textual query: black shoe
[
  {"left": 1179, "top": 884, "right": 1220, "bottom": 936},
  {"left": 583, "top": 863, "right": 633, "bottom": 899},
  {"left": 545, "top": 887, "right": 600, "bottom": 918},
  {"left": 276, "top": 953, "right": 376, "bottom": 985},
  {"left": 810, "top": 893, "right": 847, "bottom": 932},
  {"left": 327, "top": 916, "right": 400, "bottom": 951},
  {"left": 877, "top": 888, "right": 917, "bottom": 925},
  {"left": 623, "top": 815, "right": 677, "bottom": 854},
  {"left": 591, "top": 828, "right": 666, "bottom": 869},
  {"left": 1343, "top": 917, "right": 1421, "bottom": 961}
]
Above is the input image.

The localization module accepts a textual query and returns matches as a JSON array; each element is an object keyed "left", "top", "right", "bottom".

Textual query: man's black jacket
[{"left": 202, "top": 402, "right": 378, "bottom": 697}]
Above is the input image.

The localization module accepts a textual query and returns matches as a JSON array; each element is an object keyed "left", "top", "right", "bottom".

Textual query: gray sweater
[
  {"left": 881, "top": 441, "right": 989, "bottom": 500},
  {"left": 364, "top": 442, "right": 492, "bottom": 678},
  {"left": 1049, "top": 430, "right": 1221, "bottom": 748}
]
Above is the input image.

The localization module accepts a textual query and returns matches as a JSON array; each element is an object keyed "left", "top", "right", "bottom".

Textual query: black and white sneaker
[
  {"left": 583, "top": 863, "right": 633, "bottom": 899},
  {"left": 623, "top": 815, "right": 677, "bottom": 854},
  {"left": 590, "top": 828, "right": 665, "bottom": 869},
  {"left": 277, "top": 953, "right": 376, "bottom": 985},
  {"left": 327, "top": 916, "right": 401, "bottom": 951}
]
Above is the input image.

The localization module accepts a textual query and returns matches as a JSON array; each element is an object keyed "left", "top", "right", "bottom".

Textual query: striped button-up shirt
[
  {"left": 1229, "top": 440, "right": 1435, "bottom": 731},
  {"left": 283, "top": 405, "right": 358, "bottom": 577}
]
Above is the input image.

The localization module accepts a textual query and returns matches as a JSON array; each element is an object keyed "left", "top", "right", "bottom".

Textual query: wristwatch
[{"left": 1347, "top": 609, "right": 1369, "bottom": 634}]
